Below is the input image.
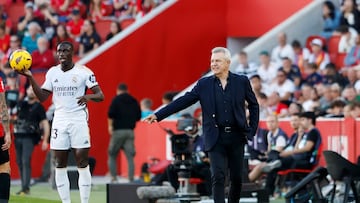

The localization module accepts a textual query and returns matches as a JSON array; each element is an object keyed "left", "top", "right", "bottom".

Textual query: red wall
[
  {"left": 85, "top": 0, "right": 227, "bottom": 176},
  {"left": 227, "top": 0, "right": 312, "bottom": 37}
]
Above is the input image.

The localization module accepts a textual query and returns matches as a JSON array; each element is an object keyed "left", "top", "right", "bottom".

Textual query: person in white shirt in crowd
[
  {"left": 271, "top": 32, "right": 295, "bottom": 66},
  {"left": 336, "top": 25, "right": 358, "bottom": 53},
  {"left": 308, "top": 38, "right": 330, "bottom": 72},
  {"left": 234, "top": 51, "right": 258, "bottom": 77},
  {"left": 344, "top": 34, "right": 360, "bottom": 67},
  {"left": 257, "top": 50, "right": 279, "bottom": 86},
  {"left": 269, "top": 69, "right": 296, "bottom": 101}
]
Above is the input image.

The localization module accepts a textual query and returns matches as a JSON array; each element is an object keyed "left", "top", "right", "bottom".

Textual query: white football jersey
[{"left": 42, "top": 64, "right": 99, "bottom": 117}]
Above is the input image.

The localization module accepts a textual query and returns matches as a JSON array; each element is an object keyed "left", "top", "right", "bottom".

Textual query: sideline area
[{"left": 9, "top": 176, "right": 285, "bottom": 203}]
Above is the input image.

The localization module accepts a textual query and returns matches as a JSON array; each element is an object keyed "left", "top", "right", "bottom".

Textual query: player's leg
[
  {"left": 74, "top": 148, "right": 91, "bottom": 203},
  {"left": 0, "top": 162, "right": 10, "bottom": 203},
  {"left": 0, "top": 136, "right": 10, "bottom": 203},
  {"left": 51, "top": 119, "right": 72, "bottom": 203},
  {"left": 54, "top": 150, "right": 71, "bottom": 203},
  {"left": 70, "top": 119, "right": 92, "bottom": 203}
]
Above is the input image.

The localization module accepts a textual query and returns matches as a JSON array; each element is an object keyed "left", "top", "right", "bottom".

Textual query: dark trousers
[
  {"left": 208, "top": 131, "right": 245, "bottom": 203},
  {"left": 14, "top": 137, "right": 35, "bottom": 191}
]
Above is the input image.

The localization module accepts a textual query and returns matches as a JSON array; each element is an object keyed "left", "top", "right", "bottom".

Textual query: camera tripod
[{"left": 172, "top": 158, "right": 201, "bottom": 203}]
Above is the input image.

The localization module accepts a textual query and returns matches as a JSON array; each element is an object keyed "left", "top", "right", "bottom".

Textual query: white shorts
[{"left": 50, "top": 114, "right": 91, "bottom": 150}]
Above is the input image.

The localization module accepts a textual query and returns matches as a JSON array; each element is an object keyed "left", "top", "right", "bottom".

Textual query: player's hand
[
  {"left": 76, "top": 95, "right": 89, "bottom": 106},
  {"left": 41, "top": 140, "right": 48, "bottom": 151},
  {"left": 1, "top": 133, "right": 11, "bottom": 151},
  {"left": 143, "top": 114, "right": 157, "bottom": 124},
  {"left": 16, "top": 68, "right": 32, "bottom": 77}
]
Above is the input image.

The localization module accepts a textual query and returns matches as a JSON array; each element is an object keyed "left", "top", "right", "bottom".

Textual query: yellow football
[{"left": 9, "top": 49, "right": 32, "bottom": 71}]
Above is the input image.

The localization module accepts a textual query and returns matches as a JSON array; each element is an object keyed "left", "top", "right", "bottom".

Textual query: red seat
[
  {"left": 189, "top": 178, "right": 203, "bottom": 185},
  {"left": 120, "top": 18, "right": 135, "bottom": 29},
  {"left": 327, "top": 35, "right": 341, "bottom": 55},
  {"left": 306, "top": 35, "right": 327, "bottom": 52},
  {"left": 6, "top": 2, "right": 24, "bottom": 34},
  {"left": 335, "top": 52, "right": 347, "bottom": 70},
  {"left": 148, "top": 160, "right": 171, "bottom": 174},
  {"left": 94, "top": 19, "right": 112, "bottom": 42}
]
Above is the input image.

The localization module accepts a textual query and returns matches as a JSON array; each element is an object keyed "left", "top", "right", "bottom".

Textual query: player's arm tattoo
[{"left": 0, "top": 93, "right": 10, "bottom": 133}]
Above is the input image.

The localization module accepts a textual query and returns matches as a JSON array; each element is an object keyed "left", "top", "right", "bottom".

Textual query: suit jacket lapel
[
  {"left": 208, "top": 76, "right": 216, "bottom": 112},
  {"left": 229, "top": 72, "right": 237, "bottom": 105}
]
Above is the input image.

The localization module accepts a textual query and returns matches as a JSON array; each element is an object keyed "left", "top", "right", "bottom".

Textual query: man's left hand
[{"left": 77, "top": 95, "right": 89, "bottom": 106}]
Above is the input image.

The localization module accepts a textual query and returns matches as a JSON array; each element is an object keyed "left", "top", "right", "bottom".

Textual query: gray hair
[
  {"left": 27, "top": 21, "right": 41, "bottom": 31},
  {"left": 211, "top": 47, "right": 231, "bottom": 62}
]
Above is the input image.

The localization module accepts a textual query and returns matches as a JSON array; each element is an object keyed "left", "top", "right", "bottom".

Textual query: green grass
[
  {"left": 10, "top": 196, "right": 60, "bottom": 203},
  {"left": 10, "top": 183, "right": 106, "bottom": 203}
]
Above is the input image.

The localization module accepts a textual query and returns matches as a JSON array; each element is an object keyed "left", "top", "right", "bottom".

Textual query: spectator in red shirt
[
  {"left": 50, "top": 0, "right": 82, "bottom": 22},
  {"left": 66, "top": 8, "right": 84, "bottom": 40},
  {"left": 0, "top": 25, "right": 10, "bottom": 60},
  {"left": 31, "top": 36, "right": 56, "bottom": 72}
]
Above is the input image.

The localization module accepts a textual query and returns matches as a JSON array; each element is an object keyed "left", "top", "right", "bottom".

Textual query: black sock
[{"left": 0, "top": 173, "right": 10, "bottom": 202}]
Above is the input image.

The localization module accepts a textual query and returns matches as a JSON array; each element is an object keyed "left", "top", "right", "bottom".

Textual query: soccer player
[
  {"left": 0, "top": 77, "right": 11, "bottom": 203},
  {"left": 18, "top": 41, "right": 104, "bottom": 203}
]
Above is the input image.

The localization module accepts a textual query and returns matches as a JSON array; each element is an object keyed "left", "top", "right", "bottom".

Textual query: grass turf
[{"left": 10, "top": 183, "right": 106, "bottom": 203}]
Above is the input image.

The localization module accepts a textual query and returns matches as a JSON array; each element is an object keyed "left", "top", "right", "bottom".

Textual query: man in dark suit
[{"left": 144, "top": 47, "right": 259, "bottom": 203}]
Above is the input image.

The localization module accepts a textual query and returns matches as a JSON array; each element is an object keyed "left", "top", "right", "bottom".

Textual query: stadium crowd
[{"left": 235, "top": 0, "right": 360, "bottom": 120}]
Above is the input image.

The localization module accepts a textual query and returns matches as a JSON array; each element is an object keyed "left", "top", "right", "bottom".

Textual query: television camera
[{"left": 165, "top": 116, "right": 203, "bottom": 201}]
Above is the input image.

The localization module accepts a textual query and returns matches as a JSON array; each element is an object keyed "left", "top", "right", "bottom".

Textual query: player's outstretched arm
[{"left": 17, "top": 69, "right": 51, "bottom": 102}]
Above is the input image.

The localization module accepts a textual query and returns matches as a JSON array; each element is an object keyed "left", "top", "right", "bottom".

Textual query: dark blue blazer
[{"left": 155, "top": 72, "right": 259, "bottom": 151}]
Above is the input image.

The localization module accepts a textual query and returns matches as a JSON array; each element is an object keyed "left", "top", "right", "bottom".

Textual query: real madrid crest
[{"left": 72, "top": 76, "right": 77, "bottom": 83}]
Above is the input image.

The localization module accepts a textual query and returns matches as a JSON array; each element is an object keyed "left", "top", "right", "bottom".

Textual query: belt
[{"left": 219, "top": 126, "right": 240, "bottom": 133}]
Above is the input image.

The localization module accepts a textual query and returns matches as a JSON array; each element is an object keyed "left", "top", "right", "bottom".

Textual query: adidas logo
[
  {"left": 54, "top": 79, "right": 58, "bottom": 83},
  {"left": 84, "top": 140, "right": 89, "bottom": 144}
]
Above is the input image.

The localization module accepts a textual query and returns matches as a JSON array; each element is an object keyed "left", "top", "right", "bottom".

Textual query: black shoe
[{"left": 16, "top": 189, "right": 30, "bottom": 196}]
